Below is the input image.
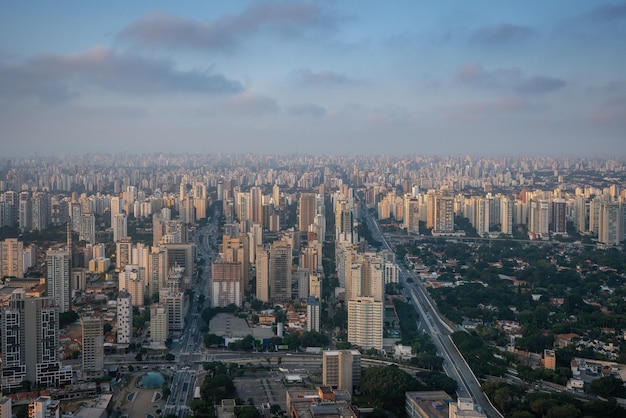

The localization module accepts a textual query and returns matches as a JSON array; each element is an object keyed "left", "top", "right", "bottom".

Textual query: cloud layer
[
  {"left": 455, "top": 62, "right": 565, "bottom": 95},
  {"left": 0, "top": 46, "right": 243, "bottom": 102},
  {"left": 118, "top": 1, "right": 342, "bottom": 52}
]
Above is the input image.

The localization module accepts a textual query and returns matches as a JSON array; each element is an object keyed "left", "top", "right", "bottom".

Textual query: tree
[
  {"left": 204, "top": 333, "right": 226, "bottom": 347},
  {"left": 59, "top": 310, "right": 79, "bottom": 328},
  {"left": 162, "top": 384, "right": 171, "bottom": 400},
  {"left": 165, "top": 353, "right": 176, "bottom": 361},
  {"left": 236, "top": 405, "right": 262, "bottom": 418},
  {"left": 590, "top": 376, "right": 626, "bottom": 398},
  {"left": 360, "top": 366, "right": 420, "bottom": 414},
  {"left": 270, "top": 404, "right": 282, "bottom": 417}
]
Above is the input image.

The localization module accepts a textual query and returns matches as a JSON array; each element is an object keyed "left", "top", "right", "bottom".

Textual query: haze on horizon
[{"left": 1, "top": 1, "right": 625, "bottom": 158}]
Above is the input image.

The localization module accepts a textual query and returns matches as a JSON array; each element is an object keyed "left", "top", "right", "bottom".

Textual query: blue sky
[{"left": 1, "top": 1, "right": 625, "bottom": 157}]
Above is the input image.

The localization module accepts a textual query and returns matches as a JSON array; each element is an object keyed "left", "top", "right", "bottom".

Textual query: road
[
  {"left": 364, "top": 207, "right": 502, "bottom": 418},
  {"left": 162, "top": 213, "right": 218, "bottom": 418},
  {"left": 164, "top": 369, "right": 197, "bottom": 418}
]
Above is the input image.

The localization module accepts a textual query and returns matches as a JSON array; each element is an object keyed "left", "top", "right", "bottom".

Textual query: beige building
[
  {"left": 347, "top": 297, "right": 383, "bottom": 351},
  {"left": 322, "top": 350, "right": 361, "bottom": 395},
  {"left": 150, "top": 304, "right": 169, "bottom": 345},
  {"left": 81, "top": 316, "right": 104, "bottom": 376},
  {"left": 1, "top": 238, "right": 24, "bottom": 278}
]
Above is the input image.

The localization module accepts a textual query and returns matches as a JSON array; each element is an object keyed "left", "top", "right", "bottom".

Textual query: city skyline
[{"left": 1, "top": 1, "right": 625, "bottom": 157}]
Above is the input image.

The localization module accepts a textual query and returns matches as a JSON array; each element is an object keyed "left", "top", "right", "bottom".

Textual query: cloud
[
  {"left": 0, "top": 46, "right": 243, "bottom": 102},
  {"left": 225, "top": 92, "right": 278, "bottom": 114},
  {"left": 471, "top": 23, "right": 532, "bottom": 44},
  {"left": 118, "top": 1, "right": 343, "bottom": 52},
  {"left": 587, "top": 2, "right": 626, "bottom": 21},
  {"left": 516, "top": 76, "right": 566, "bottom": 95},
  {"left": 288, "top": 103, "right": 326, "bottom": 117},
  {"left": 446, "top": 95, "right": 532, "bottom": 118},
  {"left": 293, "top": 68, "right": 355, "bottom": 86},
  {"left": 455, "top": 61, "right": 565, "bottom": 95}
]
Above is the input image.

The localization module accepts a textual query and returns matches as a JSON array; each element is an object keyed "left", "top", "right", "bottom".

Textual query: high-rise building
[
  {"left": 472, "top": 197, "right": 490, "bottom": 236},
  {"left": 335, "top": 199, "right": 355, "bottom": 241},
  {"left": 212, "top": 260, "right": 242, "bottom": 307},
  {"left": 148, "top": 246, "right": 168, "bottom": 300},
  {"left": 1, "top": 238, "right": 24, "bottom": 278},
  {"left": 309, "top": 272, "right": 322, "bottom": 300},
  {"left": 162, "top": 242, "right": 196, "bottom": 289},
  {"left": 193, "top": 181, "right": 208, "bottom": 220},
  {"left": 499, "top": 195, "right": 513, "bottom": 235},
  {"left": 403, "top": 195, "right": 420, "bottom": 234},
  {"left": 81, "top": 316, "right": 104, "bottom": 376},
  {"left": 116, "top": 237, "right": 133, "bottom": 272},
  {"left": 255, "top": 245, "right": 269, "bottom": 302},
  {"left": 322, "top": 350, "right": 361, "bottom": 395},
  {"left": 299, "top": 193, "right": 316, "bottom": 232},
  {"left": 110, "top": 196, "right": 123, "bottom": 219},
  {"left": 116, "top": 292, "right": 132, "bottom": 344},
  {"left": 150, "top": 304, "right": 169, "bottom": 345},
  {"left": 1, "top": 290, "right": 72, "bottom": 390},
  {"left": 598, "top": 202, "right": 621, "bottom": 247},
  {"left": 528, "top": 199, "right": 550, "bottom": 239},
  {"left": 269, "top": 240, "right": 292, "bottom": 301},
  {"left": 79, "top": 213, "right": 96, "bottom": 245},
  {"left": 31, "top": 192, "right": 50, "bottom": 232},
  {"left": 306, "top": 296, "right": 320, "bottom": 332},
  {"left": 18, "top": 191, "right": 32, "bottom": 232},
  {"left": 433, "top": 195, "right": 454, "bottom": 234},
  {"left": 46, "top": 246, "right": 71, "bottom": 313},
  {"left": 113, "top": 213, "right": 127, "bottom": 243},
  {"left": 347, "top": 297, "right": 383, "bottom": 351},
  {"left": 346, "top": 252, "right": 384, "bottom": 302},
  {"left": 222, "top": 235, "right": 249, "bottom": 296},
  {"left": 250, "top": 186, "right": 263, "bottom": 225},
  {"left": 160, "top": 291, "right": 186, "bottom": 333},
  {"left": 551, "top": 199, "right": 567, "bottom": 235}
]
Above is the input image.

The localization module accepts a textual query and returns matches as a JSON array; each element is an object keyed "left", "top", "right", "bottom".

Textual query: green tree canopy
[{"left": 360, "top": 365, "right": 420, "bottom": 414}]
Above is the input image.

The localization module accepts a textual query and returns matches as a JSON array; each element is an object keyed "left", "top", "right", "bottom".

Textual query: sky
[{"left": 1, "top": 1, "right": 625, "bottom": 158}]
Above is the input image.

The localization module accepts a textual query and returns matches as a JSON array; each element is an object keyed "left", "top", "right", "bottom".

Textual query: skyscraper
[
  {"left": 1, "top": 238, "right": 24, "bottom": 278},
  {"left": 150, "top": 304, "right": 169, "bottom": 345},
  {"left": 116, "top": 292, "right": 132, "bottom": 344},
  {"left": 79, "top": 213, "right": 96, "bottom": 245},
  {"left": 116, "top": 237, "right": 133, "bottom": 272},
  {"left": 306, "top": 296, "right": 320, "bottom": 332},
  {"left": 1, "top": 289, "right": 72, "bottom": 390},
  {"left": 113, "top": 213, "right": 127, "bottom": 243},
  {"left": 255, "top": 245, "right": 269, "bottom": 302},
  {"left": 598, "top": 202, "right": 621, "bottom": 247},
  {"left": 81, "top": 316, "right": 104, "bottom": 376},
  {"left": 269, "top": 240, "right": 292, "bottom": 301},
  {"left": 299, "top": 192, "right": 316, "bottom": 231},
  {"left": 433, "top": 194, "right": 454, "bottom": 234},
  {"left": 551, "top": 199, "right": 567, "bottom": 235},
  {"left": 211, "top": 260, "right": 242, "bottom": 307},
  {"left": 46, "top": 246, "right": 71, "bottom": 313},
  {"left": 347, "top": 297, "right": 383, "bottom": 351},
  {"left": 403, "top": 195, "right": 420, "bottom": 234},
  {"left": 222, "top": 235, "right": 249, "bottom": 297}
]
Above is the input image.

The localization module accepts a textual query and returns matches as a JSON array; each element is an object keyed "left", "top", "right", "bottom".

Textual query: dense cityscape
[
  {"left": 0, "top": 153, "right": 624, "bottom": 418},
  {"left": 2, "top": 1, "right": 625, "bottom": 418}
]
